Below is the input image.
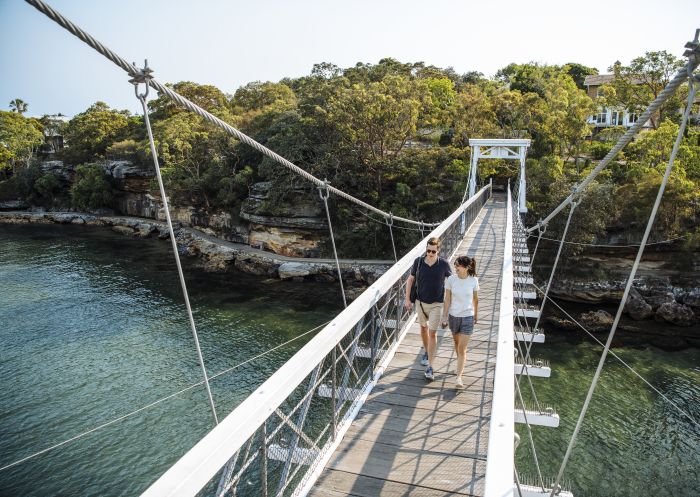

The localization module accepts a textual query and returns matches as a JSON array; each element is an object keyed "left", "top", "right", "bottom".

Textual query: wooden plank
[
  {"left": 325, "top": 438, "right": 486, "bottom": 496},
  {"left": 308, "top": 469, "right": 471, "bottom": 497},
  {"left": 344, "top": 412, "right": 490, "bottom": 459},
  {"left": 378, "top": 366, "right": 494, "bottom": 393}
]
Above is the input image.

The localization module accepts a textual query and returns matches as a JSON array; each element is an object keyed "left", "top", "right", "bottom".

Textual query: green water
[
  {"left": 516, "top": 332, "right": 700, "bottom": 497},
  {"left": 1, "top": 225, "right": 698, "bottom": 496},
  {"left": 0, "top": 224, "right": 343, "bottom": 496}
]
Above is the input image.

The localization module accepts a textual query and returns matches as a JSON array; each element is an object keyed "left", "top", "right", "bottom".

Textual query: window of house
[
  {"left": 611, "top": 110, "right": 624, "bottom": 126},
  {"left": 628, "top": 113, "right": 639, "bottom": 124},
  {"left": 596, "top": 108, "right": 608, "bottom": 125}
]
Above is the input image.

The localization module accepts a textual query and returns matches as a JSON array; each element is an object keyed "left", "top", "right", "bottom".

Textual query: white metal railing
[
  {"left": 142, "top": 185, "right": 492, "bottom": 497},
  {"left": 483, "top": 185, "right": 515, "bottom": 497}
]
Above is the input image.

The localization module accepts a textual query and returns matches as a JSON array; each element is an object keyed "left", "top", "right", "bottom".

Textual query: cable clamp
[
  {"left": 537, "top": 219, "right": 547, "bottom": 235},
  {"left": 683, "top": 29, "right": 700, "bottom": 60},
  {"left": 317, "top": 179, "right": 331, "bottom": 201},
  {"left": 129, "top": 59, "right": 154, "bottom": 100},
  {"left": 386, "top": 212, "right": 394, "bottom": 227}
]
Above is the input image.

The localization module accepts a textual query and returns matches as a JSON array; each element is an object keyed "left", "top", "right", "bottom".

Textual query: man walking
[{"left": 404, "top": 237, "right": 451, "bottom": 381}]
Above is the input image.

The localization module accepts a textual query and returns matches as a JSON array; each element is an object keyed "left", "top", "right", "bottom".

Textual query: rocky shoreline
[
  {"left": 2, "top": 209, "right": 699, "bottom": 343},
  {"left": 0, "top": 210, "right": 390, "bottom": 297}
]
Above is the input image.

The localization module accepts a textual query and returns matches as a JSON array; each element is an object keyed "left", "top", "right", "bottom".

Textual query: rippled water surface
[
  {"left": 516, "top": 332, "right": 700, "bottom": 497},
  {"left": 1, "top": 224, "right": 698, "bottom": 497},
  {"left": 0, "top": 224, "right": 343, "bottom": 496}
]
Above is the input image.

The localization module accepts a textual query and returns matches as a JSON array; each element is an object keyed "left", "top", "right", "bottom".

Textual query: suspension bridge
[{"left": 7, "top": 1, "right": 700, "bottom": 496}]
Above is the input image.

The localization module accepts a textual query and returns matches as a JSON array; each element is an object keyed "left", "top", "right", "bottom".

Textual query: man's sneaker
[
  {"left": 424, "top": 366, "right": 434, "bottom": 381},
  {"left": 455, "top": 376, "right": 464, "bottom": 390},
  {"left": 420, "top": 351, "right": 429, "bottom": 366}
]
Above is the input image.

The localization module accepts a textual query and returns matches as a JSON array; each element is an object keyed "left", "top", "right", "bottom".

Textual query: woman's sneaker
[
  {"left": 455, "top": 376, "right": 464, "bottom": 390},
  {"left": 420, "top": 351, "right": 429, "bottom": 366},
  {"left": 424, "top": 366, "right": 434, "bottom": 381}
]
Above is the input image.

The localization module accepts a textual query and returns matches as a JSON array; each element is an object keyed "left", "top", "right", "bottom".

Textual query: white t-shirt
[{"left": 445, "top": 275, "right": 480, "bottom": 317}]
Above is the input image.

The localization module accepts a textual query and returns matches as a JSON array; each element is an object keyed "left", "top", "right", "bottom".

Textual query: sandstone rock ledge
[{"left": 0, "top": 211, "right": 390, "bottom": 289}]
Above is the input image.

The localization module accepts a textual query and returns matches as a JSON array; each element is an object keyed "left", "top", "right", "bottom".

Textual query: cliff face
[
  {"left": 239, "top": 182, "right": 327, "bottom": 257},
  {"left": 24, "top": 160, "right": 328, "bottom": 258}
]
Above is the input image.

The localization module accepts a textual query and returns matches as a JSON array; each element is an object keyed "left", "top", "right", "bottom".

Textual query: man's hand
[{"left": 404, "top": 299, "right": 413, "bottom": 311}]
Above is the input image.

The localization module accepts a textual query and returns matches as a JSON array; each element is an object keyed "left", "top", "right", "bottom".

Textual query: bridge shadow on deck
[{"left": 309, "top": 196, "right": 507, "bottom": 497}]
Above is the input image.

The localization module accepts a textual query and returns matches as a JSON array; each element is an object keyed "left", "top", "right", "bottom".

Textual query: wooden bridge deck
[{"left": 309, "top": 195, "right": 507, "bottom": 497}]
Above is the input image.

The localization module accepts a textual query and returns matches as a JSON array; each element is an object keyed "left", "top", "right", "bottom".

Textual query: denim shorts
[{"left": 448, "top": 315, "right": 474, "bottom": 335}]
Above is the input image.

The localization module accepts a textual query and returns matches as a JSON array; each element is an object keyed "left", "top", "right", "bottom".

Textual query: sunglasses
[{"left": 426, "top": 249, "right": 438, "bottom": 254}]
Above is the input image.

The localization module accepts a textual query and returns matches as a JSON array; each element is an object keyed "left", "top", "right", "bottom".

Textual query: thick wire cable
[
  {"left": 319, "top": 184, "right": 347, "bottom": 308},
  {"left": 549, "top": 71, "right": 699, "bottom": 497},
  {"left": 137, "top": 89, "right": 219, "bottom": 426},
  {"left": 0, "top": 320, "right": 330, "bottom": 473},
  {"left": 521, "top": 201, "right": 577, "bottom": 369},
  {"left": 387, "top": 214, "right": 398, "bottom": 262},
  {"left": 528, "top": 32, "right": 700, "bottom": 234},
  {"left": 535, "top": 234, "right": 686, "bottom": 248},
  {"left": 24, "top": 0, "right": 437, "bottom": 229}
]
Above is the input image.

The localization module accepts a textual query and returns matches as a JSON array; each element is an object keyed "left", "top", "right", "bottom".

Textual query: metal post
[
  {"left": 469, "top": 146, "right": 478, "bottom": 198},
  {"left": 260, "top": 424, "right": 268, "bottom": 497},
  {"left": 518, "top": 149, "right": 527, "bottom": 214},
  {"left": 332, "top": 346, "right": 337, "bottom": 439}
]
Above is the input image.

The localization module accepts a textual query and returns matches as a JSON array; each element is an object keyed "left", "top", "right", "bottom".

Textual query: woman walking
[{"left": 441, "top": 255, "right": 479, "bottom": 390}]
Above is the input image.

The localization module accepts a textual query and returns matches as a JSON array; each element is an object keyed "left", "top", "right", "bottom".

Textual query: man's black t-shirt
[{"left": 411, "top": 257, "right": 452, "bottom": 304}]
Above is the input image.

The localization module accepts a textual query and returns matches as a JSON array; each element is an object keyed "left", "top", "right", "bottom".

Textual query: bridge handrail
[
  {"left": 483, "top": 185, "right": 515, "bottom": 497},
  {"left": 143, "top": 185, "right": 492, "bottom": 497}
]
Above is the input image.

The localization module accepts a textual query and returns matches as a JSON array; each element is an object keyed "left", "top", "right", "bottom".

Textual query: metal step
[
  {"left": 514, "top": 361, "right": 551, "bottom": 377},
  {"left": 514, "top": 287, "right": 537, "bottom": 300},
  {"left": 515, "top": 306, "right": 540, "bottom": 319},
  {"left": 515, "top": 276, "right": 534, "bottom": 285},
  {"left": 514, "top": 255, "right": 531, "bottom": 263},
  {"left": 514, "top": 265, "right": 531, "bottom": 273},
  {"left": 514, "top": 327, "right": 545, "bottom": 343},
  {"left": 317, "top": 384, "right": 362, "bottom": 402},
  {"left": 352, "top": 346, "right": 387, "bottom": 359},
  {"left": 514, "top": 408, "right": 560, "bottom": 427},
  {"left": 517, "top": 484, "right": 573, "bottom": 497},
  {"left": 267, "top": 444, "right": 319, "bottom": 465}
]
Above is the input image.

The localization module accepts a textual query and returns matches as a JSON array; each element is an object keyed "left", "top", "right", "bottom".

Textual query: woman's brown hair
[{"left": 455, "top": 255, "right": 477, "bottom": 276}]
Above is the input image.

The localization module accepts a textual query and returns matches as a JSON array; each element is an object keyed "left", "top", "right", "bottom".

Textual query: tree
[
  {"left": 563, "top": 63, "right": 598, "bottom": 90},
  {"left": 0, "top": 111, "right": 44, "bottom": 174},
  {"left": 61, "top": 102, "right": 130, "bottom": 165},
  {"left": 145, "top": 110, "right": 237, "bottom": 208},
  {"left": 319, "top": 75, "right": 423, "bottom": 193},
  {"left": 232, "top": 81, "right": 297, "bottom": 133},
  {"left": 9, "top": 99, "right": 28, "bottom": 114},
  {"left": 601, "top": 51, "right": 685, "bottom": 129},
  {"left": 450, "top": 84, "right": 499, "bottom": 145},
  {"left": 70, "top": 163, "right": 113, "bottom": 210},
  {"left": 148, "top": 81, "right": 230, "bottom": 119}
]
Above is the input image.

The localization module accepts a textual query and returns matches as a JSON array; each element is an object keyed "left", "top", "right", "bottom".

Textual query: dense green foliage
[
  {"left": 2, "top": 53, "right": 699, "bottom": 257},
  {"left": 69, "top": 164, "right": 113, "bottom": 211}
]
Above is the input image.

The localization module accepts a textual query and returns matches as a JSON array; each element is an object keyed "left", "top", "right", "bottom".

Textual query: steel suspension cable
[
  {"left": 528, "top": 224, "right": 545, "bottom": 268},
  {"left": 549, "top": 69, "right": 699, "bottom": 497},
  {"left": 528, "top": 30, "right": 700, "bottom": 234},
  {"left": 386, "top": 214, "right": 398, "bottom": 262},
  {"left": 319, "top": 183, "right": 347, "bottom": 308},
  {"left": 522, "top": 200, "right": 577, "bottom": 367},
  {"left": 136, "top": 84, "right": 219, "bottom": 426},
  {"left": 24, "top": 0, "right": 438, "bottom": 229}
]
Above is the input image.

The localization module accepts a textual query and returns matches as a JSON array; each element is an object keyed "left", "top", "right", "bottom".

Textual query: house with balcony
[{"left": 584, "top": 74, "right": 651, "bottom": 131}]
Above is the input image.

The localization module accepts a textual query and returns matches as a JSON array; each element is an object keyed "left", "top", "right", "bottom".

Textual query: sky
[{"left": 0, "top": 0, "right": 697, "bottom": 118}]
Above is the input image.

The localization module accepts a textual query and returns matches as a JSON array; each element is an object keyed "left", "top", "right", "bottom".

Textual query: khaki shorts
[{"left": 415, "top": 300, "right": 443, "bottom": 330}]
